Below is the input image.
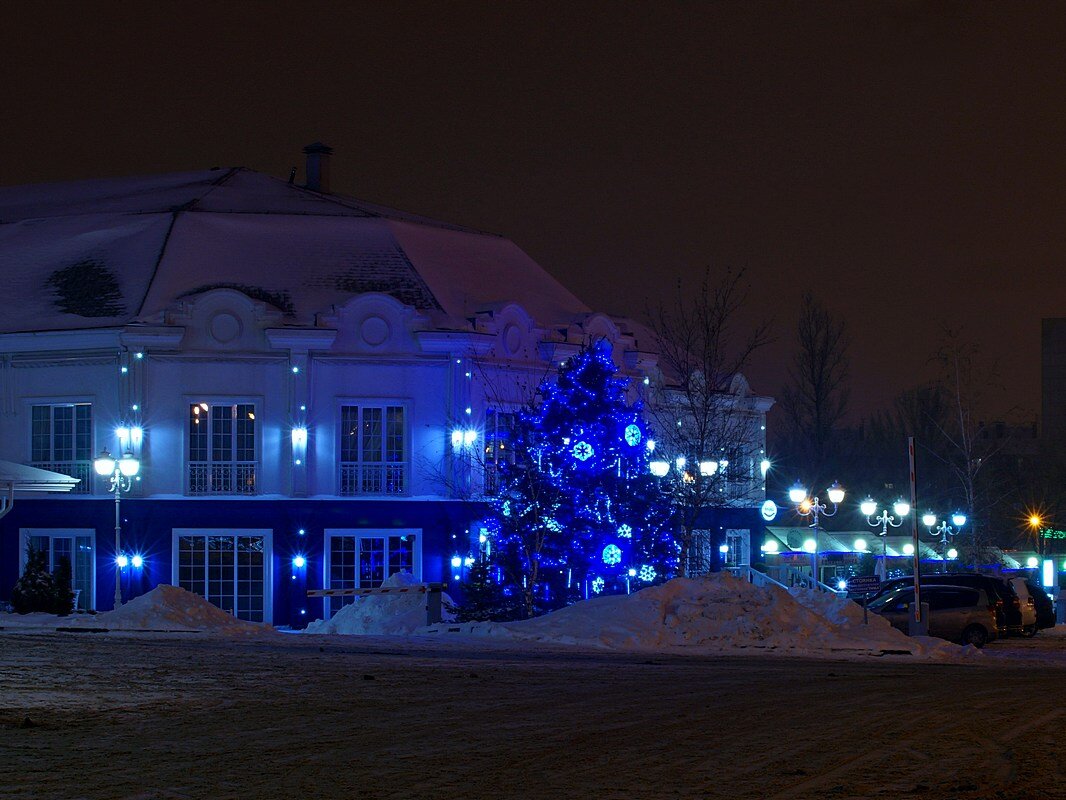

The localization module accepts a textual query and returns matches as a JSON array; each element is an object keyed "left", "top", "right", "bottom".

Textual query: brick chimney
[{"left": 303, "top": 142, "right": 333, "bottom": 193}]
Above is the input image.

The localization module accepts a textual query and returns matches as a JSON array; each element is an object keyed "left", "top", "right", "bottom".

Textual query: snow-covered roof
[
  {"left": 0, "top": 168, "right": 590, "bottom": 333},
  {"left": 0, "top": 460, "right": 80, "bottom": 492}
]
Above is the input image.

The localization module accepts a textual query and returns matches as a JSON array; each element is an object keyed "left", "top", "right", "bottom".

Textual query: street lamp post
[
  {"left": 922, "top": 511, "right": 966, "bottom": 560},
  {"left": 94, "top": 449, "right": 140, "bottom": 609},
  {"left": 860, "top": 497, "right": 910, "bottom": 580},
  {"left": 789, "top": 480, "right": 845, "bottom": 587}
]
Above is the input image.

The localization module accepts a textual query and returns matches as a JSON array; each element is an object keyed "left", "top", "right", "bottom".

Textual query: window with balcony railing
[
  {"left": 188, "top": 403, "right": 258, "bottom": 495},
  {"left": 31, "top": 403, "right": 93, "bottom": 494},
  {"left": 339, "top": 405, "right": 405, "bottom": 495},
  {"left": 483, "top": 409, "right": 517, "bottom": 496}
]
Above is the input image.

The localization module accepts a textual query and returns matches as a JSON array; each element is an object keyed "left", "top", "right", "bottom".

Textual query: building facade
[{"left": 0, "top": 149, "right": 772, "bottom": 625}]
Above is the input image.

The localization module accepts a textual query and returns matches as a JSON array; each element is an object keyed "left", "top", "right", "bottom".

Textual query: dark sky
[{"left": 7, "top": 2, "right": 1066, "bottom": 420}]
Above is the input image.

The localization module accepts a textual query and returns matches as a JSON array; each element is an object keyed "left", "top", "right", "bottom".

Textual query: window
[
  {"left": 30, "top": 403, "right": 93, "bottom": 493},
  {"left": 175, "top": 531, "right": 269, "bottom": 622},
  {"left": 483, "top": 410, "right": 517, "bottom": 496},
  {"left": 339, "top": 405, "right": 405, "bottom": 495},
  {"left": 188, "top": 403, "right": 257, "bottom": 495},
  {"left": 22, "top": 530, "right": 95, "bottom": 610},
  {"left": 324, "top": 530, "right": 419, "bottom": 617},
  {"left": 725, "top": 529, "right": 750, "bottom": 567}
]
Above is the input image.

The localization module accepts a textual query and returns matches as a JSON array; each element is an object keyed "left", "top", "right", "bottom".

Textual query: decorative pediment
[
  {"left": 320, "top": 293, "right": 422, "bottom": 353},
  {"left": 166, "top": 288, "right": 283, "bottom": 352}
]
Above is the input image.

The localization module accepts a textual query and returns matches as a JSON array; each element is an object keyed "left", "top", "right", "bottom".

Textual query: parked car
[
  {"left": 868, "top": 584, "right": 999, "bottom": 647},
  {"left": 1009, "top": 576, "right": 1056, "bottom": 635},
  {"left": 870, "top": 573, "right": 1021, "bottom": 635}
]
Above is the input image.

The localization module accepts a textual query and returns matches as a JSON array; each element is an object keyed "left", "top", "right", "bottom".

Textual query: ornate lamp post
[
  {"left": 789, "top": 480, "right": 845, "bottom": 587},
  {"left": 922, "top": 511, "right": 966, "bottom": 560},
  {"left": 94, "top": 449, "right": 140, "bottom": 608},
  {"left": 860, "top": 497, "right": 910, "bottom": 580}
]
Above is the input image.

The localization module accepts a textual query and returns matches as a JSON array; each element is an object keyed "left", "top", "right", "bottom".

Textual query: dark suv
[{"left": 870, "top": 573, "right": 1021, "bottom": 635}]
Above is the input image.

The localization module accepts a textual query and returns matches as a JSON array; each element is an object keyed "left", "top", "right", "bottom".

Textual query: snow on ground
[
  {"left": 66, "top": 585, "right": 273, "bottom": 635},
  {"left": 426, "top": 573, "right": 972, "bottom": 659},
  {"left": 303, "top": 570, "right": 455, "bottom": 635}
]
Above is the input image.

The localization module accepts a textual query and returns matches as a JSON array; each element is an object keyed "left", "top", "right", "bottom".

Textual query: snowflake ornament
[
  {"left": 572, "top": 441, "right": 594, "bottom": 461},
  {"left": 602, "top": 544, "right": 622, "bottom": 566},
  {"left": 591, "top": 577, "right": 605, "bottom": 594},
  {"left": 623, "top": 424, "right": 642, "bottom": 446},
  {"left": 638, "top": 564, "right": 657, "bottom": 582},
  {"left": 617, "top": 524, "right": 633, "bottom": 538}
]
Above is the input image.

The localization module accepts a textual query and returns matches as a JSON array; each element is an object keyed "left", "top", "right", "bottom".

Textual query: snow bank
[
  {"left": 303, "top": 571, "right": 455, "bottom": 636},
  {"left": 434, "top": 573, "right": 972, "bottom": 660},
  {"left": 68, "top": 585, "right": 272, "bottom": 635}
]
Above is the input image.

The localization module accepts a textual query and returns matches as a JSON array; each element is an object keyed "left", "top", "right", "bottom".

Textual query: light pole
[
  {"left": 94, "top": 449, "right": 140, "bottom": 608},
  {"left": 789, "top": 480, "right": 845, "bottom": 587},
  {"left": 922, "top": 511, "right": 966, "bottom": 561},
  {"left": 860, "top": 497, "right": 910, "bottom": 580}
]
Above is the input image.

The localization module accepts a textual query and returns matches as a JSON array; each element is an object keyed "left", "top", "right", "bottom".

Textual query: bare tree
[
  {"left": 926, "top": 329, "right": 1013, "bottom": 563},
  {"left": 778, "top": 293, "right": 851, "bottom": 485},
  {"left": 646, "top": 268, "right": 773, "bottom": 576}
]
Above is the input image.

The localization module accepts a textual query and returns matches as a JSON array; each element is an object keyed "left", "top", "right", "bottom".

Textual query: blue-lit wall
[{"left": 0, "top": 497, "right": 488, "bottom": 627}]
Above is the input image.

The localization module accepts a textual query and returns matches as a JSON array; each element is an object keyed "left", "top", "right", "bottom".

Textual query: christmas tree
[
  {"left": 449, "top": 559, "right": 524, "bottom": 622},
  {"left": 12, "top": 544, "right": 56, "bottom": 614},
  {"left": 489, "top": 339, "right": 676, "bottom": 617}
]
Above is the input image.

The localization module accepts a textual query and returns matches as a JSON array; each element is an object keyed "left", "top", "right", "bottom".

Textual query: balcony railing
[
  {"left": 339, "top": 463, "right": 405, "bottom": 496},
  {"left": 188, "top": 462, "right": 258, "bottom": 495},
  {"left": 32, "top": 461, "right": 93, "bottom": 494}
]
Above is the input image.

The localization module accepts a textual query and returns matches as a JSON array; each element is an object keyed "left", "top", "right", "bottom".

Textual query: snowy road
[{"left": 1, "top": 631, "right": 1064, "bottom": 800}]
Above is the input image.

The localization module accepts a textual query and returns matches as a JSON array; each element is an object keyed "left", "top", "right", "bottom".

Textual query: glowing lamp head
[
  {"left": 646, "top": 439, "right": 656, "bottom": 452},
  {"left": 699, "top": 461, "right": 717, "bottom": 477},
  {"left": 675, "top": 456, "right": 687, "bottom": 472},
  {"left": 463, "top": 429, "right": 478, "bottom": 447},
  {"left": 118, "top": 452, "right": 139, "bottom": 477},
  {"left": 837, "top": 579, "right": 848, "bottom": 591},
  {"left": 760, "top": 459, "right": 771, "bottom": 477},
  {"left": 1029, "top": 514, "right": 1043, "bottom": 528},
  {"left": 719, "top": 544, "right": 729, "bottom": 554},
  {"left": 451, "top": 555, "right": 463, "bottom": 568},
  {"left": 292, "top": 555, "right": 306, "bottom": 569},
  {"left": 450, "top": 429, "right": 464, "bottom": 448},
  {"left": 893, "top": 499, "right": 911, "bottom": 518},
  {"left": 902, "top": 543, "right": 915, "bottom": 556},
  {"left": 802, "top": 538, "right": 817, "bottom": 554},
  {"left": 761, "top": 540, "right": 779, "bottom": 554},
  {"left": 853, "top": 538, "right": 867, "bottom": 552},
  {"left": 860, "top": 498, "right": 877, "bottom": 517},
  {"left": 291, "top": 426, "right": 308, "bottom": 448},
  {"left": 1027, "top": 556, "right": 1039, "bottom": 569},
  {"left": 94, "top": 450, "right": 116, "bottom": 476},
  {"left": 788, "top": 482, "right": 807, "bottom": 504},
  {"left": 649, "top": 460, "right": 670, "bottom": 478},
  {"left": 130, "top": 554, "right": 144, "bottom": 569},
  {"left": 947, "top": 548, "right": 958, "bottom": 560},
  {"left": 951, "top": 513, "right": 967, "bottom": 528},
  {"left": 826, "top": 481, "right": 845, "bottom": 505},
  {"left": 115, "top": 554, "right": 129, "bottom": 568},
  {"left": 922, "top": 513, "right": 937, "bottom": 528},
  {"left": 799, "top": 499, "right": 813, "bottom": 515}
]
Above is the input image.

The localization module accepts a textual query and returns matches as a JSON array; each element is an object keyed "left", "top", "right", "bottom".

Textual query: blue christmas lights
[{"left": 602, "top": 544, "right": 622, "bottom": 566}]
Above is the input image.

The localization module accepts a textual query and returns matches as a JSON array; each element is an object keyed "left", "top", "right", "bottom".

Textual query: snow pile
[
  {"left": 304, "top": 571, "right": 455, "bottom": 636},
  {"left": 69, "top": 585, "right": 272, "bottom": 635},
  {"left": 440, "top": 573, "right": 969, "bottom": 659}
]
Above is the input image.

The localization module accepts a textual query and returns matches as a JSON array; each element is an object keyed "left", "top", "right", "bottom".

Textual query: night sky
[{"left": 7, "top": 2, "right": 1066, "bottom": 420}]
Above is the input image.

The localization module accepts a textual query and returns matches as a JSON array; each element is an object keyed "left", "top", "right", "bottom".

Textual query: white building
[{"left": 0, "top": 145, "right": 771, "bottom": 624}]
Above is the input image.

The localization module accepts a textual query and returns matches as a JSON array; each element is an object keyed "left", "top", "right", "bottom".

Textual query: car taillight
[{"left": 1013, "top": 597, "right": 1021, "bottom": 608}]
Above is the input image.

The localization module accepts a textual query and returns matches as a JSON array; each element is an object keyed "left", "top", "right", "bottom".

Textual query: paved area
[{"left": 1, "top": 631, "right": 1064, "bottom": 799}]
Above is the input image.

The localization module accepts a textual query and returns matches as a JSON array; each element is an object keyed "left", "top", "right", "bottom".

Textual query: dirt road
[{"left": 1, "top": 632, "right": 1063, "bottom": 800}]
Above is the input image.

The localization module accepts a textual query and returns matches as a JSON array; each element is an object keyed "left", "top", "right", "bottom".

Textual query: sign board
[
  {"left": 1040, "top": 528, "right": 1066, "bottom": 540},
  {"left": 847, "top": 575, "right": 881, "bottom": 594}
]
